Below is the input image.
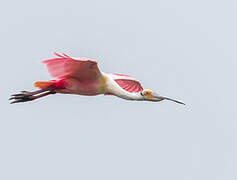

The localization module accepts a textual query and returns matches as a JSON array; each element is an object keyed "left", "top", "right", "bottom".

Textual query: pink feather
[
  {"left": 42, "top": 53, "right": 101, "bottom": 81},
  {"left": 114, "top": 79, "right": 143, "bottom": 93}
]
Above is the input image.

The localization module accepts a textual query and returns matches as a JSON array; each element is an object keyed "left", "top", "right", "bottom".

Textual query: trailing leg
[{"left": 9, "top": 87, "right": 56, "bottom": 104}]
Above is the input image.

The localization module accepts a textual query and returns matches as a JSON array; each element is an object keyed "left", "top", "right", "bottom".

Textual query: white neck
[{"left": 103, "top": 73, "right": 144, "bottom": 101}]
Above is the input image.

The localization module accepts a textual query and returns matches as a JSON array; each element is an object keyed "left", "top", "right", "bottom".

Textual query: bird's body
[
  {"left": 10, "top": 53, "right": 185, "bottom": 105},
  {"left": 45, "top": 77, "right": 106, "bottom": 96},
  {"left": 34, "top": 73, "right": 143, "bottom": 100}
]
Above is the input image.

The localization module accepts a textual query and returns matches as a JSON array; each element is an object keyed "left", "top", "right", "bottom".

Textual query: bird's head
[
  {"left": 141, "top": 89, "right": 163, "bottom": 102},
  {"left": 140, "top": 89, "right": 185, "bottom": 105}
]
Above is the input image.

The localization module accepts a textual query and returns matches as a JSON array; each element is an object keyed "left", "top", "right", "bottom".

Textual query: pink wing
[
  {"left": 109, "top": 73, "right": 143, "bottom": 93},
  {"left": 42, "top": 52, "right": 101, "bottom": 81}
]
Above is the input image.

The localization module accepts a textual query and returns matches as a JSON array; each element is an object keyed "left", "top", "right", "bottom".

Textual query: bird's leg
[{"left": 9, "top": 87, "right": 56, "bottom": 104}]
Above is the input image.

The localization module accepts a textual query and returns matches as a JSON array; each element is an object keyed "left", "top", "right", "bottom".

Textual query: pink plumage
[
  {"left": 42, "top": 52, "right": 101, "bottom": 81},
  {"left": 114, "top": 79, "right": 143, "bottom": 92},
  {"left": 42, "top": 53, "right": 143, "bottom": 93},
  {"left": 108, "top": 73, "right": 143, "bottom": 93}
]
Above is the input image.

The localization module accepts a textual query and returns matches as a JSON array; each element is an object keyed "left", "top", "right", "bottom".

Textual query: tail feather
[{"left": 34, "top": 81, "right": 54, "bottom": 89}]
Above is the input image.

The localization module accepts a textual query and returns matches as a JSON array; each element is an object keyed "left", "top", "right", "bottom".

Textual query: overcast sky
[{"left": 1, "top": 0, "right": 237, "bottom": 179}]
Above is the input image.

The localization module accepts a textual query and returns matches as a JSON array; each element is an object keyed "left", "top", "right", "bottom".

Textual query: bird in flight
[{"left": 10, "top": 52, "right": 185, "bottom": 105}]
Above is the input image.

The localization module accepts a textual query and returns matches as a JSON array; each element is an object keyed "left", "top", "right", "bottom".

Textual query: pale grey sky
[{"left": 1, "top": 0, "right": 237, "bottom": 179}]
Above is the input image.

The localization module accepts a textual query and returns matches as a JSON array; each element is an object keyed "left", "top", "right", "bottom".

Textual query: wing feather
[
  {"left": 42, "top": 53, "right": 101, "bottom": 81},
  {"left": 109, "top": 73, "right": 143, "bottom": 93}
]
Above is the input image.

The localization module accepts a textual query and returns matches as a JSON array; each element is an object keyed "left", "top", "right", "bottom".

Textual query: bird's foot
[
  {"left": 9, "top": 89, "right": 56, "bottom": 104},
  {"left": 9, "top": 91, "right": 35, "bottom": 104}
]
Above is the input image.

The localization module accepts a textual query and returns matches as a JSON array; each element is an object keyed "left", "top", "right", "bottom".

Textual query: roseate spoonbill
[{"left": 9, "top": 53, "right": 185, "bottom": 105}]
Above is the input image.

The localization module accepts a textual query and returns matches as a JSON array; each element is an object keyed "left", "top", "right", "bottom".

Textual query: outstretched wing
[
  {"left": 109, "top": 73, "right": 143, "bottom": 93},
  {"left": 42, "top": 52, "right": 102, "bottom": 81}
]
